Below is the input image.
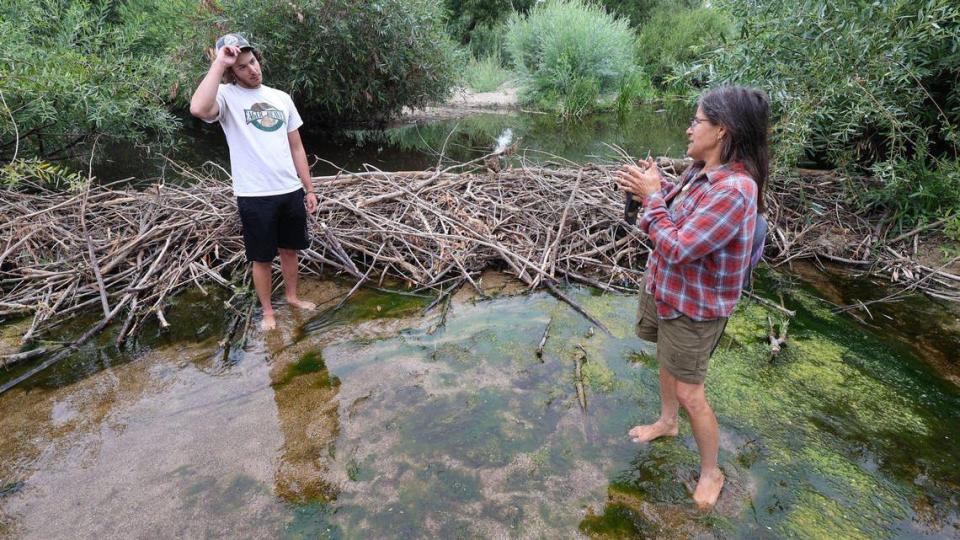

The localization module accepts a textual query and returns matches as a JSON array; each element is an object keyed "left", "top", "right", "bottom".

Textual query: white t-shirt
[{"left": 204, "top": 84, "right": 304, "bottom": 196}]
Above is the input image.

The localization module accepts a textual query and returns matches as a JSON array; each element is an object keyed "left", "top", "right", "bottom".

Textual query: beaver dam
[
  {"left": 1, "top": 156, "right": 960, "bottom": 538},
  {"left": 2, "top": 156, "right": 959, "bottom": 388}
]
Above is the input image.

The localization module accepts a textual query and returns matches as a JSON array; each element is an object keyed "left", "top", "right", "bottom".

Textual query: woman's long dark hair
[{"left": 699, "top": 86, "right": 770, "bottom": 213}]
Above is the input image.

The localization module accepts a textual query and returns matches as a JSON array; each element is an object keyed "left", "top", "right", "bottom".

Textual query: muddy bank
[{"left": 401, "top": 86, "right": 521, "bottom": 123}]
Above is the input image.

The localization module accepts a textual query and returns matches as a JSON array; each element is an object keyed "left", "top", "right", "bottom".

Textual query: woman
[{"left": 614, "top": 86, "right": 769, "bottom": 508}]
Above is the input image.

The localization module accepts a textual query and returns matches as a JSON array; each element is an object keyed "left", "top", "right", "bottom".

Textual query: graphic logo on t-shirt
[{"left": 244, "top": 102, "right": 285, "bottom": 132}]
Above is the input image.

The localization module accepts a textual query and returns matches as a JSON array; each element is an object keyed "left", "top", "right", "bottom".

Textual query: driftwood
[
  {"left": 2, "top": 153, "right": 959, "bottom": 390},
  {"left": 574, "top": 344, "right": 588, "bottom": 411}
]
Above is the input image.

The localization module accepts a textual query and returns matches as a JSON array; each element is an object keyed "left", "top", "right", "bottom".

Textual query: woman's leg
[
  {"left": 628, "top": 366, "right": 680, "bottom": 442},
  {"left": 676, "top": 380, "right": 724, "bottom": 508}
]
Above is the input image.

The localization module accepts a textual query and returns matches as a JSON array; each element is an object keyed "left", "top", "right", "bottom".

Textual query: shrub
[
  {"left": 0, "top": 0, "right": 186, "bottom": 163},
  {"left": 600, "top": 0, "right": 700, "bottom": 28},
  {"left": 696, "top": 0, "right": 960, "bottom": 171},
  {"left": 445, "top": 0, "right": 535, "bottom": 51},
  {"left": 1, "top": 159, "right": 85, "bottom": 190},
  {"left": 614, "top": 70, "right": 655, "bottom": 117},
  {"left": 463, "top": 52, "right": 513, "bottom": 93},
  {"left": 861, "top": 158, "right": 960, "bottom": 226},
  {"left": 178, "top": 0, "right": 459, "bottom": 125},
  {"left": 505, "top": 0, "right": 639, "bottom": 118},
  {"left": 635, "top": 6, "right": 733, "bottom": 90}
]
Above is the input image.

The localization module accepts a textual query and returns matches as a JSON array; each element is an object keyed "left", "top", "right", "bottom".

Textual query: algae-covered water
[{"left": 1, "top": 272, "right": 957, "bottom": 539}]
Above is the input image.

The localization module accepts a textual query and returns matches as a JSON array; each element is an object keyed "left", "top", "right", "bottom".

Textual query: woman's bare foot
[
  {"left": 692, "top": 468, "right": 724, "bottom": 509},
  {"left": 260, "top": 312, "right": 277, "bottom": 331},
  {"left": 286, "top": 297, "right": 316, "bottom": 310},
  {"left": 628, "top": 419, "right": 679, "bottom": 443}
]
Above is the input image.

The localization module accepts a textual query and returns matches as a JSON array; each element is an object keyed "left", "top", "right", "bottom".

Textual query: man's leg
[
  {"left": 252, "top": 261, "right": 276, "bottom": 330},
  {"left": 676, "top": 381, "right": 724, "bottom": 508},
  {"left": 629, "top": 366, "right": 680, "bottom": 442},
  {"left": 278, "top": 248, "right": 315, "bottom": 310}
]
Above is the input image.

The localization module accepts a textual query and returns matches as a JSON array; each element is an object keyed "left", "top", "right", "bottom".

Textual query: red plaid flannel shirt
[{"left": 638, "top": 162, "right": 758, "bottom": 321}]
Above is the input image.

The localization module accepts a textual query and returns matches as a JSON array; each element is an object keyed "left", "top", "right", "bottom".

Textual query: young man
[{"left": 190, "top": 33, "right": 317, "bottom": 330}]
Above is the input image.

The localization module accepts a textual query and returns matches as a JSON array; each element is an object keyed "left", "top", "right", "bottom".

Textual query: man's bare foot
[
  {"left": 286, "top": 297, "right": 316, "bottom": 310},
  {"left": 692, "top": 468, "right": 724, "bottom": 509},
  {"left": 628, "top": 420, "right": 679, "bottom": 443},
  {"left": 260, "top": 312, "right": 277, "bottom": 331}
]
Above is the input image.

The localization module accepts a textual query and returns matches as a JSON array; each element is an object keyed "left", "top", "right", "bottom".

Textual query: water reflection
[{"left": 91, "top": 103, "right": 692, "bottom": 183}]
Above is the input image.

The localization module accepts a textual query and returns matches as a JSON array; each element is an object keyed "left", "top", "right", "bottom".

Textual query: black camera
[
  {"left": 623, "top": 192, "right": 641, "bottom": 225},
  {"left": 614, "top": 192, "right": 641, "bottom": 239}
]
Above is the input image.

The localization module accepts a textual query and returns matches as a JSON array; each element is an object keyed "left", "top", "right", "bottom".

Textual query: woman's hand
[{"left": 614, "top": 157, "right": 663, "bottom": 198}]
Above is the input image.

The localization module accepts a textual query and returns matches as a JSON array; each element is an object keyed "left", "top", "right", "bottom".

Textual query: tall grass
[
  {"left": 463, "top": 51, "right": 513, "bottom": 93},
  {"left": 505, "top": 0, "right": 638, "bottom": 119}
]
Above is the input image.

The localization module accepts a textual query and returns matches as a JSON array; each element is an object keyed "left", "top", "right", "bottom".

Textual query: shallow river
[
  {"left": 3, "top": 106, "right": 959, "bottom": 538},
  {"left": 1, "top": 269, "right": 958, "bottom": 538}
]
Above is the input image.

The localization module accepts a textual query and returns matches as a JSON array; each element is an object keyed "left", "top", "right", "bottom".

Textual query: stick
[
  {"left": 574, "top": 346, "right": 587, "bottom": 411},
  {"left": 536, "top": 317, "right": 551, "bottom": 360},
  {"left": 544, "top": 279, "right": 612, "bottom": 336}
]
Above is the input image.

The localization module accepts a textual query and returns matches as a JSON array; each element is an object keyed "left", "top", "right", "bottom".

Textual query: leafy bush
[
  {"left": 505, "top": 0, "right": 639, "bottom": 118},
  {"left": 463, "top": 52, "right": 513, "bottom": 93},
  {"left": 636, "top": 6, "right": 733, "bottom": 90},
  {"left": 600, "top": 0, "right": 700, "bottom": 28},
  {"left": 698, "top": 0, "right": 960, "bottom": 170},
  {"left": 1, "top": 159, "right": 85, "bottom": 190},
  {"left": 0, "top": 0, "right": 185, "bottom": 162},
  {"left": 614, "top": 71, "right": 655, "bottom": 116},
  {"left": 860, "top": 158, "right": 960, "bottom": 226},
  {"left": 445, "top": 0, "right": 535, "bottom": 52},
  {"left": 178, "top": 0, "right": 459, "bottom": 125}
]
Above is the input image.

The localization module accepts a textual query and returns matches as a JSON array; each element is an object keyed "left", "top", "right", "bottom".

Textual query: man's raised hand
[{"left": 215, "top": 45, "right": 241, "bottom": 68}]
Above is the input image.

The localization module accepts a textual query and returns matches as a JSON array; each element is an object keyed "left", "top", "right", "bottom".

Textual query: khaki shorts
[{"left": 635, "top": 288, "right": 727, "bottom": 385}]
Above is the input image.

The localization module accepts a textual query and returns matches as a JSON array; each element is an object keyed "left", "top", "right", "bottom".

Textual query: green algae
[
  {"left": 398, "top": 388, "right": 556, "bottom": 468},
  {"left": 779, "top": 490, "right": 873, "bottom": 540},
  {"left": 303, "top": 288, "right": 430, "bottom": 335},
  {"left": 581, "top": 359, "right": 619, "bottom": 393},
  {"left": 579, "top": 505, "right": 644, "bottom": 538},
  {"left": 4, "top": 271, "right": 959, "bottom": 538},
  {"left": 273, "top": 351, "right": 340, "bottom": 389}
]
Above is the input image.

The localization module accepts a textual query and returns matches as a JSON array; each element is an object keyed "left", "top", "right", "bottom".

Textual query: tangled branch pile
[
  {"left": 0, "top": 157, "right": 661, "bottom": 370},
  {"left": 2, "top": 156, "right": 959, "bottom": 377},
  {"left": 764, "top": 169, "right": 960, "bottom": 305}
]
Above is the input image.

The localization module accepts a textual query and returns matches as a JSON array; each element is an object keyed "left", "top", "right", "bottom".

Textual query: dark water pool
[{"left": 91, "top": 103, "right": 692, "bottom": 183}]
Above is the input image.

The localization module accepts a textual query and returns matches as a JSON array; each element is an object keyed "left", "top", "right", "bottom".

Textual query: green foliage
[
  {"left": 463, "top": 52, "right": 513, "bottom": 93},
  {"left": 445, "top": 0, "right": 535, "bottom": 50},
  {"left": 1, "top": 159, "right": 85, "bottom": 190},
  {"left": 635, "top": 6, "right": 733, "bottom": 90},
  {"left": 697, "top": 1, "right": 960, "bottom": 171},
  {"left": 179, "top": 0, "right": 459, "bottom": 125},
  {"left": 600, "top": 0, "right": 700, "bottom": 28},
  {"left": 505, "top": 0, "right": 639, "bottom": 119},
  {"left": 860, "top": 157, "right": 960, "bottom": 226},
  {"left": 0, "top": 0, "right": 185, "bottom": 162},
  {"left": 614, "top": 69, "right": 655, "bottom": 117},
  {"left": 946, "top": 214, "right": 960, "bottom": 243}
]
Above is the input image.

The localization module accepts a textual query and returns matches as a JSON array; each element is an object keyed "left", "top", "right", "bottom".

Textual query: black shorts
[{"left": 237, "top": 188, "right": 309, "bottom": 262}]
